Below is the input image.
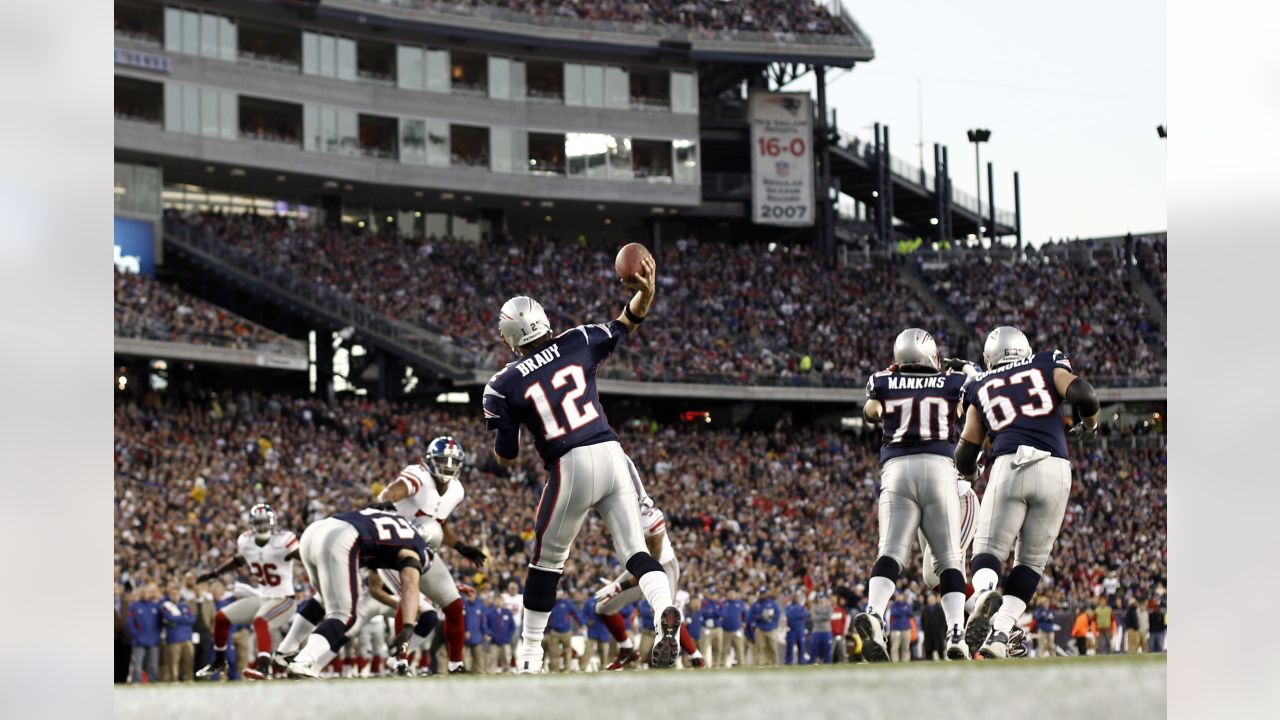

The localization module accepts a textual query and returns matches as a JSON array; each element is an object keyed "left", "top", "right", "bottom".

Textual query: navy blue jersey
[
  {"left": 961, "top": 349, "right": 1073, "bottom": 459},
  {"left": 333, "top": 509, "right": 429, "bottom": 571},
  {"left": 483, "top": 321, "right": 625, "bottom": 469},
  {"left": 866, "top": 369, "right": 968, "bottom": 464}
]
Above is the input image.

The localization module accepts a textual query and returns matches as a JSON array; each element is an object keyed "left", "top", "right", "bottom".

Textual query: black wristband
[{"left": 623, "top": 305, "right": 645, "bottom": 324}]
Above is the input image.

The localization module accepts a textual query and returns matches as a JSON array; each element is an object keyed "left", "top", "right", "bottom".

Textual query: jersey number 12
[{"left": 525, "top": 364, "right": 599, "bottom": 440}]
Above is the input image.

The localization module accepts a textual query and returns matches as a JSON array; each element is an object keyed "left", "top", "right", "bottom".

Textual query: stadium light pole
[{"left": 966, "top": 128, "right": 991, "bottom": 245}]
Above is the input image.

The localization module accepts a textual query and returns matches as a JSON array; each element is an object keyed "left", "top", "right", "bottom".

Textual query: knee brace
[
  {"left": 871, "top": 556, "right": 901, "bottom": 581},
  {"left": 524, "top": 566, "right": 560, "bottom": 613},
  {"left": 625, "top": 552, "right": 663, "bottom": 580},
  {"left": 1004, "top": 565, "right": 1042, "bottom": 604}
]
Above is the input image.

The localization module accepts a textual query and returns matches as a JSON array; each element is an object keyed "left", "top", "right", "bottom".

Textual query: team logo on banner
[{"left": 749, "top": 92, "right": 814, "bottom": 227}]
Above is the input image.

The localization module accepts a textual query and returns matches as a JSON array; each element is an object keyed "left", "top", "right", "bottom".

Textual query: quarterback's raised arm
[{"left": 616, "top": 255, "right": 656, "bottom": 334}]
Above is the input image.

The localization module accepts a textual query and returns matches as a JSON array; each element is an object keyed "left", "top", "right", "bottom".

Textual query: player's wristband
[{"left": 623, "top": 305, "right": 645, "bottom": 324}]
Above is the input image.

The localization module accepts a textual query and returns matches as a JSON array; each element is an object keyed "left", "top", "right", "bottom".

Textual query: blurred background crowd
[{"left": 115, "top": 389, "right": 1166, "bottom": 680}]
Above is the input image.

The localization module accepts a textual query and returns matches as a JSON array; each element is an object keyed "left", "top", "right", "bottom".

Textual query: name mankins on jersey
[
  {"left": 392, "top": 463, "right": 465, "bottom": 545},
  {"left": 235, "top": 530, "right": 297, "bottom": 597}
]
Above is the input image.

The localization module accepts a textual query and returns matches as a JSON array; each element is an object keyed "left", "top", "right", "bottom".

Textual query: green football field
[{"left": 114, "top": 654, "right": 1167, "bottom": 720}]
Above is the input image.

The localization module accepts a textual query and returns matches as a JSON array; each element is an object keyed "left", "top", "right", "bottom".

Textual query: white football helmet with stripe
[
  {"left": 248, "top": 503, "right": 277, "bottom": 542},
  {"left": 892, "top": 327, "right": 940, "bottom": 371},
  {"left": 498, "top": 296, "right": 552, "bottom": 353},
  {"left": 983, "top": 326, "right": 1033, "bottom": 369}
]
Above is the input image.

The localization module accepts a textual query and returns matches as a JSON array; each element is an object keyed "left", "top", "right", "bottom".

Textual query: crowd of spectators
[
  {"left": 1134, "top": 236, "right": 1167, "bottom": 308},
  {"left": 918, "top": 249, "right": 1166, "bottom": 384},
  {"left": 393, "top": 0, "right": 852, "bottom": 37},
  {"left": 173, "top": 211, "right": 954, "bottom": 387},
  {"left": 114, "top": 269, "right": 293, "bottom": 351},
  {"left": 115, "top": 387, "right": 1166, "bottom": 677}
]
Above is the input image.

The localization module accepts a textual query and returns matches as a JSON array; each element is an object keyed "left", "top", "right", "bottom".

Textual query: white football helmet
[
  {"left": 498, "top": 296, "right": 552, "bottom": 353},
  {"left": 248, "top": 503, "right": 277, "bottom": 542},
  {"left": 983, "top": 326, "right": 1033, "bottom": 369},
  {"left": 892, "top": 328, "right": 940, "bottom": 371}
]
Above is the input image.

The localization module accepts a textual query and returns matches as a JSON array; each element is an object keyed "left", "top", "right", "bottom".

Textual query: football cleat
[
  {"left": 965, "top": 590, "right": 1002, "bottom": 652},
  {"left": 689, "top": 655, "right": 706, "bottom": 669},
  {"left": 944, "top": 624, "right": 969, "bottom": 660},
  {"left": 449, "top": 666, "right": 475, "bottom": 675},
  {"left": 852, "top": 611, "right": 890, "bottom": 663},
  {"left": 286, "top": 659, "right": 322, "bottom": 679},
  {"left": 394, "top": 659, "right": 415, "bottom": 677},
  {"left": 195, "top": 658, "right": 227, "bottom": 680},
  {"left": 242, "top": 656, "right": 272, "bottom": 681},
  {"left": 606, "top": 646, "right": 640, "bottom": 671},
  {"left": 271, "top": 652, "right": 294, "bottom": 677},
  {"left": 1007, "top": 627, "right": 1028, "bottom": 659},
  {"left": 977, "top": 630, "right": 1010, "bottom": 659},
  {"left": 516, "top": 644, "right": 545, "bottom": 674},
  {"left": 650, "top": 606, "right": 682, "bottom": 669}
]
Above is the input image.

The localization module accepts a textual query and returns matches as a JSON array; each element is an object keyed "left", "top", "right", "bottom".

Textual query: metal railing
[
  {"left": 165, "top": 219, "right": 480, "bottom": 376},
  {"left": 843, "top": 146, "right": 1017, "bottom": 228},
  {"left": 114, "top": 326, "right": 305, "bottom": 356},
  {"left": 349, "top": 0, "right": 874, "bottom": 49}
]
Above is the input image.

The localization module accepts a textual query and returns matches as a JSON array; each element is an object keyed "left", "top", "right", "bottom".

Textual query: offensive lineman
[
  {"left": 285, "top": 507, "right": 430, "bottom": 678},
  {"left": 956, "top": 326, "right": 1099, "bottom": 658},
  {"left": 853, "top": 329, "right": 972, "bottom": 661},
  {"left": 482, "top": 254, "right": 682, "bottom": 672},
  {"left": 194, "top": 504, "right": 299, "bottom": 680},
  {"left": 376, "top": 436, "right": 487, "bottom": 674}
]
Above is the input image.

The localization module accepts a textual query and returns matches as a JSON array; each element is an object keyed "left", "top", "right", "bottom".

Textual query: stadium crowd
[
  {"left": 114, "top": 269, "right": 293, "bottom": 350},
  {"left": 170, "top": 210, "right": 1167, "bottom": 386},
  {"left": 115, "top": 388, "right": 1167, "bottom": 679},
  {"left": 172, "top": 211, "right": 969, "bottom": 386},
  {"left": 918, "top": 249, "right": 1166, "bottom": 384},
  {"left": 391, "top": 0, "right": 850, "bottom": 37}
]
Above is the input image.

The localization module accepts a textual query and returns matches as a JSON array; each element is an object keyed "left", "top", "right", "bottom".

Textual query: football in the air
[{"left": 615, "top": 242, "right": 652, "bottom": 282}]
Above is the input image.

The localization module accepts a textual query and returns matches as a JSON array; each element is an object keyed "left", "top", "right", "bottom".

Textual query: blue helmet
[{"left": 423, "top": 436, "right": 465, "bottom": 484}]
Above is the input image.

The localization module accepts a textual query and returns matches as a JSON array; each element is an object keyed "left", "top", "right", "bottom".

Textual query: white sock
[
  {"left": 522, "top": 608, "right": 549, "bottom": 648},
  {"left": 991, "top": 596, "right": 1027, "bottom": 634},
  {"left": 941, "top": 591, "right": 966, "bottom": 632},
  {"left": 619, "top": 636, "right": 634, "bottom": 650},
  {"left": 637, "top": 570, "right": 673, "bottom": 611},
  {"left": 278, "top": 615, "right": 316, "bottom": 656},
  {"left": 295, "top": 633, "right": 333, "bottom": 666},
  {"left": 972, "top": 568, "right": 999, "bottom": 594},
  {"left": 964, "top": 593, "right": 978, "bottom": 614},
  {"left": 314, "top": 647, "right": 337, "bottom": 670},
  {"left": 866, "top": 576, "right": 895, "bottom": 616}
]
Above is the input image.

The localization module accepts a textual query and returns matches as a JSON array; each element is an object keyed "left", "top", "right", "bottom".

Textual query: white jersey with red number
[
  {"left": 392, "top": 464, "right": 466, "bottom": 526},
  {"left": 640, "top": 506, "right": 676, "bottom": 564},
  {"left": 236, "top": 530, "right": 298, "bottom": 598}
]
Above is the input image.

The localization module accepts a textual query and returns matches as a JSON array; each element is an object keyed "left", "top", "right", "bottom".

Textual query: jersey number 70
[{"left": 524, "top": 365, "right": 598, "bottom": 440}]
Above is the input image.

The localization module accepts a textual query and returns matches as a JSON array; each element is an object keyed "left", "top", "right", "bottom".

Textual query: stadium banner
[
  {"left": 114, "top": 216, "right": 155, "bottom": 277},
  {"left": 749, "top": 91, "right": 815, "bottom": 227}
]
